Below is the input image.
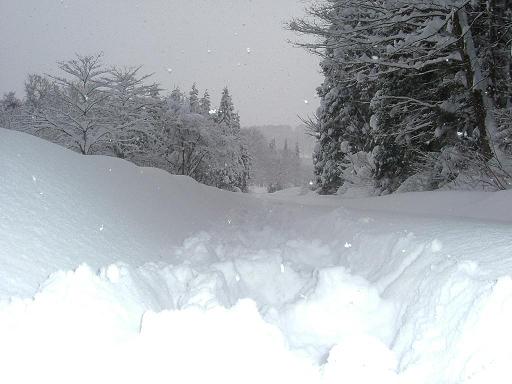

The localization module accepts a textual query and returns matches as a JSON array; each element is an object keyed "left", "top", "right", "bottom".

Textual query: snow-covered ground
[{"left": 1, "top": 128, "right": 512, "bottom": 384}]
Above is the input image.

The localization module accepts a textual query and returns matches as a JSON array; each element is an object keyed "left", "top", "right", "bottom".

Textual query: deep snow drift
[{"left": 1, "top": 128, "right": 512, "bottom": 384}]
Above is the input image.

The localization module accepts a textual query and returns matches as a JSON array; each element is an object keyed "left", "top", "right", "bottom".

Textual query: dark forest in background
[{"left": 291, "top": 0, "right": 512, "bottom": 195}]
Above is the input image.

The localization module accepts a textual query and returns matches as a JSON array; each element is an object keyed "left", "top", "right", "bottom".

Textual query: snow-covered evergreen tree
[
  {"left": 199, "top": 90, "right": 211, "bottom": 117},
  {"left": 291, "top": 0, "right": 512, "bottom": 193},
  {"left": 213, "top": 87, "right": 250, "bottom": 192},
  {"left": 189, "top": 83, "right": 200, "bottom": 114},
  {"left": 215, "top": 87, "right": 240, "bottom": 132}
]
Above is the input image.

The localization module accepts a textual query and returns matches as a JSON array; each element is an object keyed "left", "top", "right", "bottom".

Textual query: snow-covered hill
[{"left": 1, "top": 128, "right": 512, "bottom": 384}]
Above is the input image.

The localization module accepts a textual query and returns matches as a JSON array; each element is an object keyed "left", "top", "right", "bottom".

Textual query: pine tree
[
  {"left": 169, "top": 87, "right": 184, "bottom": 113},
  {"left": 199, "top": 90, "right": 211, "bottom": 116},
  {"left": 314, "top": 62, "right": 373, "bottom": 194},
  {"left": 216, "top": 87, "right": 240, "bottom": 133},
  {"left": 189, "top": 83, "right": 200, "bottom": 114},
  {"left": 291, "top": 0, "right": 512, "bottom": 193},
  {"left": 213, "top": 87, "right": 250, "bottom": 191}
]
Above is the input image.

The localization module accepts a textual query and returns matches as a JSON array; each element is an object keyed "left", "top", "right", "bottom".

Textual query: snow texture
[{"left": 1, "top": 128, "right": 512, "bottom": 383}]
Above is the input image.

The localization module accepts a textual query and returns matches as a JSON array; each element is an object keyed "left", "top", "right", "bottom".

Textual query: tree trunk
[{"left": 457, "top": 7, "right": 507, "bottom": 165}]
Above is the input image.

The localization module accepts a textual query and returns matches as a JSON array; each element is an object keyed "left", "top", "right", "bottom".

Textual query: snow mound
[
  {"left": 0, "top": 128, "right": 256, "bottom": 298},
  {"left": 0, "top": 259, "right": 394, "bottom": 384},
  {"left": 0, "top": 263, "right": 318, "bottom": 384},
  {"left": 2, "top": 128, "right": 512, "bottom": 383}
]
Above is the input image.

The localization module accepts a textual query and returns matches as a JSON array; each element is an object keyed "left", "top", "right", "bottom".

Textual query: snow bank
[
  {"left": 0, "top": 129, "right": 260, "bottom": 298},
  {"left": 1, "top": 128, "right": 512, "bottom": 383}
]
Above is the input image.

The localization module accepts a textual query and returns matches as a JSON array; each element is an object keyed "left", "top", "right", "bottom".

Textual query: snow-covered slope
[
  {"left": 0, "top": 128, "right": 265, "bottom": 298},
  {"left": 1, "top": 128, "right": 512, "bottom": 384}
]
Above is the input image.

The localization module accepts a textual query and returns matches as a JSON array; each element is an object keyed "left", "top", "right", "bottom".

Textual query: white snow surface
[{"left": 1, "top": 128, "right": 512, "bottom": 383}]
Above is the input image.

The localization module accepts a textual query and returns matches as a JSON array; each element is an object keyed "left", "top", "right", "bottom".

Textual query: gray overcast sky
[{"left": 0, "top": 0, "right": 322, "bottom": 127}]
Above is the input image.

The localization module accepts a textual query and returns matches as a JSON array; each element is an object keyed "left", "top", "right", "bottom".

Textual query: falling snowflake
[
  {"left": 167, "top": 68, "right": 173, "bottom": 73},
  {"left": 246, "top": 48, "right": 251, "bottom": 54},
  {"left": 344, "top": 242, "right": 352, "bottom": 248}
]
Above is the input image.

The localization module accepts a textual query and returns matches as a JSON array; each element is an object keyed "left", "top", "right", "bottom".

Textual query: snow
[{"left": 1, "top": 128, "right": 512, "bottom": 383}]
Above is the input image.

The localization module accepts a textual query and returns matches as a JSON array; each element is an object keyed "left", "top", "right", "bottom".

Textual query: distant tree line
[
  {"left": 291, "top": 0, "right": 512, "bottom": 194},
  {"left": 0, "top": 54, "right": 250, "bottom": 192},
  {"left": 243, "top": 128, "right": 310, "bottom": 192}
]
